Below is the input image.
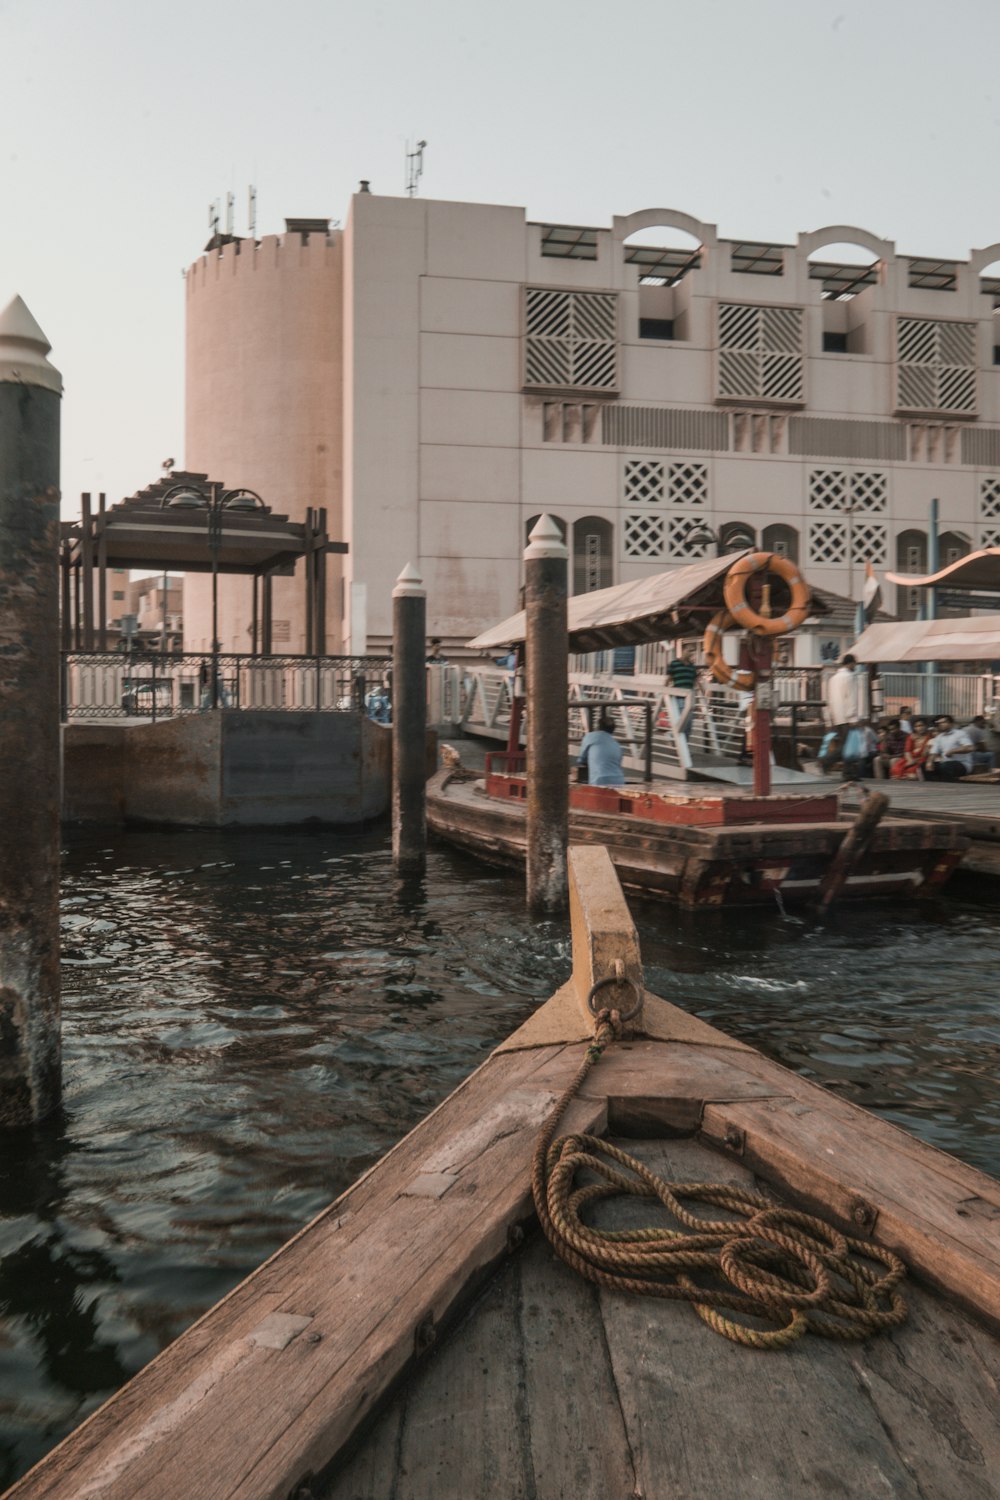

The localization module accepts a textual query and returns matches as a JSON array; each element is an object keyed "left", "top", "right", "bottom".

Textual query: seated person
[
  {"left": 962, "top": 715, "right": 997, "bottom": 772},
  {"left": 841, "top": 719, "right": 877, "bottom": 781},
  {"left": 577, "top": 712, "right": 626, "bottom": 786},
  {"left": 925, "top": 716, "right": 974, "bottom": 781},
  {"left": 873, "top": 718, "right": 908, "bottom": 779},
  {"left": 890, "top": 718, "right": 932, "bottom": 779}
]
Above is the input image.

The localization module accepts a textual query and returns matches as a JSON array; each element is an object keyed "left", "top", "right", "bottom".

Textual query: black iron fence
[{"left": 62, "top": 652, "right": 393, "bottom": 722}]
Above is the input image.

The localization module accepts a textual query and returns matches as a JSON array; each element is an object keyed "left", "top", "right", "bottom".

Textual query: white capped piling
[
  {"left": 392, "top": 562, "right": 427, "bottom": 877},
  {"left": 524, "top": 514, "right": 569, "bottom": 917},
  {"left": 0, "top": 296, "right": 63, "bottom": 1126}
]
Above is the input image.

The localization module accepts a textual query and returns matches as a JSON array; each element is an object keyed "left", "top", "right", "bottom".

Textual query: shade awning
[
  {"left": 849, "top": 615, "right": 1000, "bottom": 663},
  {"left": 885, "top": 548, "right": 1000, "bottom": 591},
  {"left": 469, "top": 551, "right": 825, "bottom": 654}
]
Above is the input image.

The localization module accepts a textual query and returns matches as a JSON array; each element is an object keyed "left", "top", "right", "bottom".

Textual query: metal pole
[
  {"left": 392, "top": 562, "right": 427, "bottom": 877},
  {"left": 210, "top": 485, "right": 220, "bottom": 709},
  {"left": 924, "top": 497, "right": 939, "bottom": 716},
  {"left": 0, "top": 295, "right": 63, "bottom": 1126},
  {"left": 524, "top": 514, "right": 569, "bottom": 917}
]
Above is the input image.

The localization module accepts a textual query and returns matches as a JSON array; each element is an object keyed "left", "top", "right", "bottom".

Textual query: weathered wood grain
[{"left": 320, "top": 1136, "right": 1000, "bottom": 1500}]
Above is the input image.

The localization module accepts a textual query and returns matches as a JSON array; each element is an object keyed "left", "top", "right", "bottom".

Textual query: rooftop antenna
[
  {"left": 248, "top": 184, "right": 257, "bottom": 239},
  {"left": 405, "top": 139, "right": 427, "bottom": 198},
  {"left": 208, "top": 199, "right": 220, "bottom": 239},
  {"left": 225, "top": 191, "right": 235, "bottom": 236}
]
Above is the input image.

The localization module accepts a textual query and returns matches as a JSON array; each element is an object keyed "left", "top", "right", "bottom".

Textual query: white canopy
[{"left": 850, "top": 614, "right": 1000, "bottom": 663}]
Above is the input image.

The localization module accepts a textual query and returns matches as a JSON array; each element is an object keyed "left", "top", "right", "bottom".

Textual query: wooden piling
[
  {"left": 0, "top": 295, "right": 63, "bottom": 1126},
  {"left": 524, "top": 514, "right": 569, "bottom": 917},
  {"left": 392, "top": 562, "right": 427, "bottom": 877}
]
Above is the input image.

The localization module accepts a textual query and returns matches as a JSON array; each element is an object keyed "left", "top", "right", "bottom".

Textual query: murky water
[{"left": 1, "top": 826, "right": 998, "bottom": 1486}]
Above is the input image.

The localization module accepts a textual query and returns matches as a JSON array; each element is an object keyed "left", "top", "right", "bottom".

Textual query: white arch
[
  {"left": 797, "top": 224, "right": 893, "bottom": 262},
  {"left": 969, "top": 242, "right": 1000, "bottom": 274},
  {"left": 613, "top": 207, "right": 715, "bottom": 246}
]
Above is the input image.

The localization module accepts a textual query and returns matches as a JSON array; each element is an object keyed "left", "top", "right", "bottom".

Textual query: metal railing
[
  {"left": 881, "top": 672, "right": 999, "bottom": 722},
  {"left": 62, "top": 652, "right": 393, "bottom": 722}
]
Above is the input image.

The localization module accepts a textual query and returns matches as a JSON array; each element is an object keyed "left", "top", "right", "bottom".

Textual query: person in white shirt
[
  {"left": 825, "top": 654, "right": 863, "bottom": 732},
  {"left": 926, "top": 717, "right": 974, "bottom": 781}
]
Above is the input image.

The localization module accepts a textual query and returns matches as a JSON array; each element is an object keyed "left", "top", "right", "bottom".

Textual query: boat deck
[{"left": 324, "top": 1132, "right": 1000, "bottom": 1500}]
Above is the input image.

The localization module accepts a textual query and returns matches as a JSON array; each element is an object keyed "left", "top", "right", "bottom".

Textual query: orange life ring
[
  {"left": 723, "top": 552, "right": 811, "bottom": 637},
  {"left": 702, "top": 610, "right": 755, "bottom": 690}
]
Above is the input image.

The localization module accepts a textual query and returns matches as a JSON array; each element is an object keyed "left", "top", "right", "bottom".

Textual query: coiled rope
[{"left": 531, "top": 989, "right": 908, "bottom": 1350}]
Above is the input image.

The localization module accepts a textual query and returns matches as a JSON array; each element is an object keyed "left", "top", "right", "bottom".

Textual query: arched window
[
  {"left": 573, "top": 517, "right": 613, "bottom": 594},
  {"left": 761, "top": 523, "right": 799, "bottom": 562},
  {"left": 895, "top": 529, "right": 927, "bottom": 620},
  {"left": 623, "top": 223, "right": 703, "bottom": 341},
  {"left": 939, "top": 529, "right": 971, "bottom": 567}
]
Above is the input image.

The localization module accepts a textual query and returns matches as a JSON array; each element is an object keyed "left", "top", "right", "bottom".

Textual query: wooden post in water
[
  {"left": 0, "top": 296, "right": 63, "bottom": 1126},
  {"left": 392, "top": 562, "right": 427, "bottom": 877},
  {"left": 524, "top": 514, "right": 569, "bottom": 917}
]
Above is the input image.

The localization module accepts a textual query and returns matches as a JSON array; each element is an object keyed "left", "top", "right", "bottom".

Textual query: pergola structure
[{"left": 60, "top": 473, "right": 348, "bottom": 654}]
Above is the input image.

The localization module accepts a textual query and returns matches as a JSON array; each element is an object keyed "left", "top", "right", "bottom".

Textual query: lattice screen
[
  {"left": 623, "top": 513, "right": 665, "bottom": 558},
  {"left": 525, "top": 288, "right": 618, "bottom": 391},
  {"left": 808, "top": 469, "right": 887, "bottom": 513},
  {"left": 807, "top": 521, "right": 848, "bottom": 564},
  {"left": 669, "top": 463, "right": 708, "bottom": 506},
  {"left": 896, "top": 318, "right": 977, "bottom": 415},
  {"left": 717, "top": 303, "right": 804, "bottom": 403},
  {"left": 624, "top": 460, "right": 664, "bottom": 504},
  {"left": 980, "top": 477, "right": 1000, "bottom": 519},
  {"left": 624, "top": 460, "right": 707, "bottom": 507},
  {"left": 981, "top": 525, "right": 1000, "bottom": 550},
  {"left": 807, "top": 520, "right": 887, "bottom": 565}
]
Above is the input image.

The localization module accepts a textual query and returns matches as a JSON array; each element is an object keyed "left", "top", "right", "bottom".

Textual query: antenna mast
[
  {"left": 405, "top": 140, "right": 427, "bottom": 197},
  {"left": 248, "top": 184, "right": 257, "bottom": 239},
  {"left": 225, "top": 191, "right": 235, "bottom": 236},
  {"left": 208, "top": 199, "right": 220, "bottom": 239}
]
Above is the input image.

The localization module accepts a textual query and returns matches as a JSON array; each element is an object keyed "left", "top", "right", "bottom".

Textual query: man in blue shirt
[{"left": 577, "top": 713, "right": 626, "bottom": 786}]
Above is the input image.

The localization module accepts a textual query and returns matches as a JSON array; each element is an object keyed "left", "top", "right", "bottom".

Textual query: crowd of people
[{"left": 819, "top": 704, "right": 997, "bottom": 783}]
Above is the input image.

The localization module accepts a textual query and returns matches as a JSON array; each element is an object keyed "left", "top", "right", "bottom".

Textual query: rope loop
[{"left": 531, "top": 1014, "right": 908, "bottom": 1350}]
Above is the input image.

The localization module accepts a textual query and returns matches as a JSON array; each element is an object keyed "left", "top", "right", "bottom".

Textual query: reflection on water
[{"left": 1, "top": 826, "right": 998, "bottom": 1485}]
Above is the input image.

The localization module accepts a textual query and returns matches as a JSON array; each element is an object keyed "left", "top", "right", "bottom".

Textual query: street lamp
[{"left": 160, "top": 482, "right": 266, "bottom": 708}]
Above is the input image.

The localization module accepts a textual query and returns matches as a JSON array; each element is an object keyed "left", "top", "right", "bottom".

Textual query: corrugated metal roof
[{"left": 850, "top": 614, "right": 1000, "bottom": 663}]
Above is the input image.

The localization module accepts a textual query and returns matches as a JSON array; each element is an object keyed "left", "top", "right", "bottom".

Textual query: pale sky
[{"left": 3, "top": 0, "right": 1000, "bottom": 518}]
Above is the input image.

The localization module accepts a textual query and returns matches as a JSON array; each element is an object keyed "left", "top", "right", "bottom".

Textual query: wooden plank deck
[
  {"left": 324, "top": 1136, "right": 1000, "bottom": 1500},
  {"left": 8, "top": 847, "right": 1000, "bottom": 1500}
]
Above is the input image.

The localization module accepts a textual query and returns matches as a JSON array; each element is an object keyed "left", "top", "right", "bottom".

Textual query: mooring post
[
  {"left": 524, "top": 514, "right": 569, "bottom": 917},
  {"left": 0, "top": 295, "right": 63, "bottom": 1127},
  {"left": 392, "top": 562, "right": 427, "bottom": 877}
]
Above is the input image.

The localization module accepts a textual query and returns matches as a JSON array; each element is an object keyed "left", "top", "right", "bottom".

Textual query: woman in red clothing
[{"left": 890, "top": 718, "right": 932, "bottom": 780}]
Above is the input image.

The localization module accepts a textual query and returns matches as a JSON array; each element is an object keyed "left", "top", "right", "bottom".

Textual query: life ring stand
[
  {"left": 723, "top": 551, "right": 811, "bottom": 637},
  {"left": 702, "top": 609, "right": 755, "bottom": 690}
]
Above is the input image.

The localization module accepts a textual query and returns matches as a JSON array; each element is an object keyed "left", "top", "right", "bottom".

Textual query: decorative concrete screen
[
  {"left": 524, "top": 288, "right": 618, "bottom": 392},
  {"left": 807, "top": 468, "right": 888, "bottom": 566},
  {"left": 622, "top": 460, "right": 710, "bottom": 560},
  {"left": 895, "top": 318, "right": 977, "bottom": 416},
  {"left": 980, "top": 477, "right": 1000, "bottom": 519},
  {"left": 716, "top": 303, "right": 804, "bottom": 404}
]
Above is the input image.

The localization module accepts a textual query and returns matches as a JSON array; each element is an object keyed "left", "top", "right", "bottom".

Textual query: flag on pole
[{"left": 862, "top": 560, "right": 882, "bottom": 623}]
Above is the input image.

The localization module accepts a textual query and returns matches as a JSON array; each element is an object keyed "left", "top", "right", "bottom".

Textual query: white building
[{"left": 183, "top": 195, "right": 1000, "bottom": 656}]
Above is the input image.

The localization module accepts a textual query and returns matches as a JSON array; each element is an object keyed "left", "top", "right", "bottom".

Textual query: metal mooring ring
[{"left": 586, "top": 973, "right": 643, "bottom": 1023}]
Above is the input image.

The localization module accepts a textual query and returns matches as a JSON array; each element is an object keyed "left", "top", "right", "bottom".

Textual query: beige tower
[{"left": 184, "top": 223, "right": 345, "bottom": 653}]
